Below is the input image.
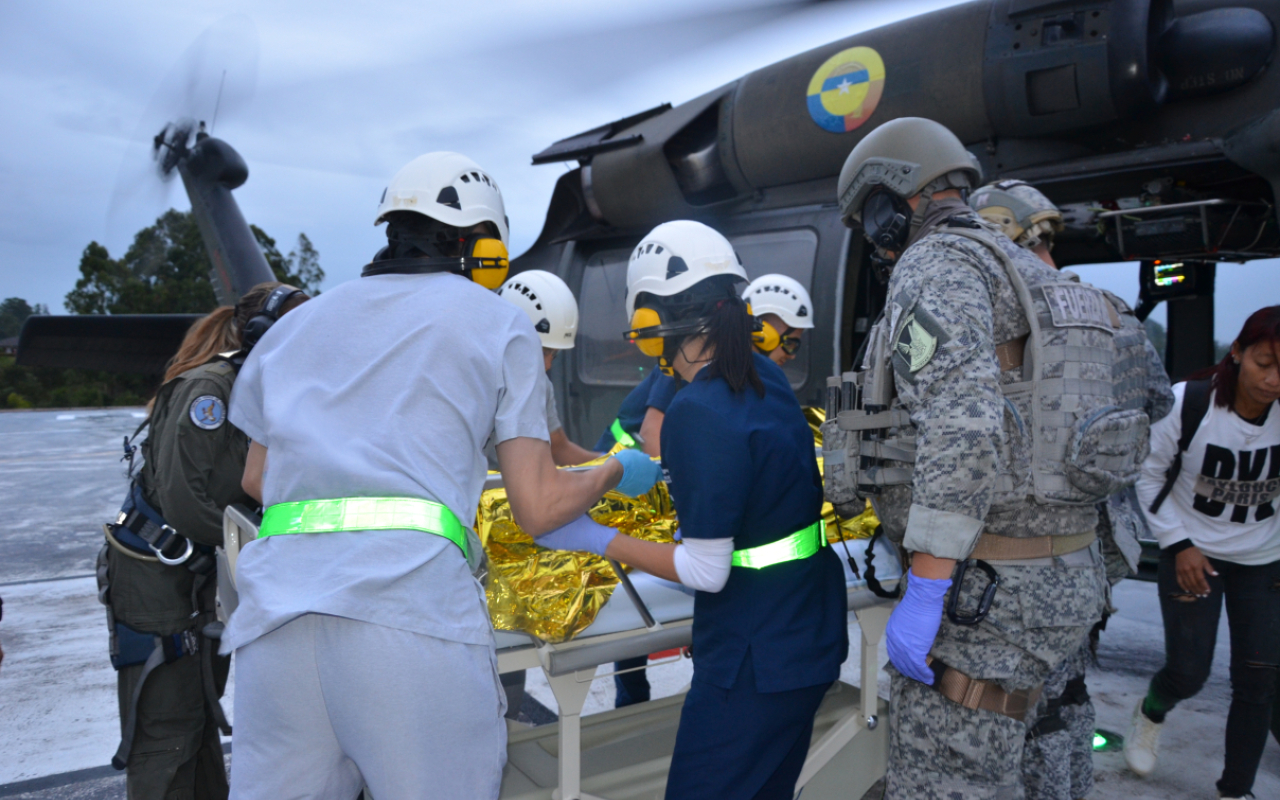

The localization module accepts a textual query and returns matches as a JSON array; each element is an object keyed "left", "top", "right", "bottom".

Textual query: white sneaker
[{"left": 1123, "top": 699, "right": 1162, "bottom": 777}]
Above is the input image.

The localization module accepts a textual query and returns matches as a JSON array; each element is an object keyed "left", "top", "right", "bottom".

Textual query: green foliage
[
  {"left": 1143, "top": 318, "right": 1166, "bottom": 361},
  {"left": 66, "top": 210, "right": 217, "bottom": 314},
  {"left": 0, "top": 355, "right": 150, "bottom": 408},
  {"left": 3, "top": 209, "right": 324, "bottom": 409},
  {"left": 0, "top": 297, "right": 48, "bottom": 338},
  {"left": 252, "top": 227, "right": 325, "bottom": 295},
  {"left": 66, "top": 209, "right": 323, "bottom": 315}
]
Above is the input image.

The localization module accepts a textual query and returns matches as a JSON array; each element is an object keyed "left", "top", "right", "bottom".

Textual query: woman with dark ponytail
[
  {"left": 1127, "top": 305, "right": 1280, "bottom": 799},
  {"left": 535, "top": 221, "right": 847, "bottom": 800},
  {"left": 103, "top": 281, "right": 307, "bottom": 799}
]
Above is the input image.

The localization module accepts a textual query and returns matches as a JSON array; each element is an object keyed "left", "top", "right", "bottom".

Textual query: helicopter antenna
[{"left": 210, "top": 69, "right": 227, "bottom": 133}]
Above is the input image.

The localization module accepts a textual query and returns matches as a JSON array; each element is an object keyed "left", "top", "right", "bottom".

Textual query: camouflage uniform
[
  {"left": 1018, "top": 282, "right": 1173, "bottom": 800},
  {"left": 876, "top": 199, "right": 1113, "bottom": 799}
]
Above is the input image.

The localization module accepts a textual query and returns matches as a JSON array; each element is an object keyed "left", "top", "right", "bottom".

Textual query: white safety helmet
[
  {"left": 498, "top": 270, "right": 579, "bottom": 350},
  {"left": 743, "top": 274, "right": 815, "bottom": 330},
  {"left": 624, "top": 220, "right": 748, "bottom": 321},
  {"left": 374, "top": 151, "right": 509, "bottom": 247}
]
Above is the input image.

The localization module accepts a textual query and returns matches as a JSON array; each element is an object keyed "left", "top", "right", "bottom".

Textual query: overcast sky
[{"left": 0, "top": 0, "right": 1273, "bottom": 342}]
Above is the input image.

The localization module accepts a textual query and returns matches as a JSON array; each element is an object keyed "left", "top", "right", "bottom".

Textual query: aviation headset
[
  {"left": 861, "top": 188, "right": 915, "bottom": 255},
  {"left": 240, "top": 285, "right": 305, "bottom": 351}
]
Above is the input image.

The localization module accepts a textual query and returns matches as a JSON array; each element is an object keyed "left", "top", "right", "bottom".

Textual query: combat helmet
[
  {"left": 837, "top": 118, "right": 982, "bottom": 256},
  {"left": 970, "top": 180, "right": 1064, "bottom": 250}
]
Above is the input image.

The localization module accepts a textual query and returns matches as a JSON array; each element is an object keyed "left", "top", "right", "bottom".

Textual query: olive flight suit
[{"left": 108, "top": 359, "right": 253, "bottom": 800}]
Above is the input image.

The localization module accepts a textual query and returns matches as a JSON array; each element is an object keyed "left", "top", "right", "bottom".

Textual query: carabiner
[
  {"left": 947, "top": 558, "right": 1000, "bottom": 626},
  {"left": 150, "top": 525, "right": 193, "bottom": 566}
]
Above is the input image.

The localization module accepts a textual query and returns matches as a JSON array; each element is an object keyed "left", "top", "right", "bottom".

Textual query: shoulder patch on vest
[
  {"left": 189, "top": 395, "right": 226, "bottom": 430},
  {"left": 892, "top": 306, "right": 949, "bottom": 382}
]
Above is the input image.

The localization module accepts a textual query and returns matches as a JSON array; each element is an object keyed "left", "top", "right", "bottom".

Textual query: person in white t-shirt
[
  {"left": 223, "top": 152, "right": 660, "bottom": 800},
  {"left": 1127, "top": 305, "right": 1280, "bottom": 800}
]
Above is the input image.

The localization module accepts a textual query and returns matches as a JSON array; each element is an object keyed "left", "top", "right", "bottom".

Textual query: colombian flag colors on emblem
[{"left": 806, "top": 46, "right": 885, "bottom": 133}]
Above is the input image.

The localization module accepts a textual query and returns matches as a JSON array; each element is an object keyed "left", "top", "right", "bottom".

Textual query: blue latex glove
[
  {"left": 885, "top": 573, "right": 952, "bottom": 685},
  {"left": 535, "top": 515, "right": 617, "bottom": 557},
  {"left": 611, "top": 448, "right": 662, "bottom": 497}
]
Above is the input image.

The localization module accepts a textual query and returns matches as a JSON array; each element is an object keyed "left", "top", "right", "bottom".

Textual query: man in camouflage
[
  {"left": 972, "top": 180, "right": 1174, "bottom": 800},
  {"left": 827, "top": 118, "right": 1152, "bottom": 798}
]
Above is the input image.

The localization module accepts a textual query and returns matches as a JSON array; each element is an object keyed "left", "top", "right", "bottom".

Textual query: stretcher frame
[{"left": 219, "top": 479, "right": 900, "bottom": 800}]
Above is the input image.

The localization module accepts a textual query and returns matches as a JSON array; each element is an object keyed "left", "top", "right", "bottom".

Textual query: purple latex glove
[
  {"left": 535, "top": 515, "right": 617, "bottom": 557},
  {"left": 885, "top": 573, "right": 952, "bottom": 685}
]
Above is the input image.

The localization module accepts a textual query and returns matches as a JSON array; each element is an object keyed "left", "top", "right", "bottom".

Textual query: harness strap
[
  {"left": 111, "top": 626, "right": 200, "bottom": 770},
  {"left": 258, "top": 497, "right": 470, "bottom": 559},
  {"left": 968, "top": 530, "right": 1096, "bottom": 561},
  {"left": 610, "top": 418, "right": 639, "bottom": 450},
  {"left": 928, "top": 657, "right": 1042, "bottom": 722},
  {"left": 731, "top": 520, "right": 827, "bottom": 569}
]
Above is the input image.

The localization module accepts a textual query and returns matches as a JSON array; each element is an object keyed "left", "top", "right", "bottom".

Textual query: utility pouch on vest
[
  {"left": 821, "top": 322, "right": 915, "bottom": 518},
  {"left": 1064, "top": 406, "right": 1150, "bottom": 498}
]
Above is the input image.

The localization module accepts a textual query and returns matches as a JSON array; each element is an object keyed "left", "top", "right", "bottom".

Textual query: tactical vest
[{"left": 822, "top": 223, "right": 1151, "bottom": 521}]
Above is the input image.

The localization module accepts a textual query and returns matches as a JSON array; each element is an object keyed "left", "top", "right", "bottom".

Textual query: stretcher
[{"left": 218, "top": 488, "right": 902, "bottom": 800}]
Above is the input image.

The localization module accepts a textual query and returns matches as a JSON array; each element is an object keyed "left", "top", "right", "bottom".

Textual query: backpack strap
[{"left": 1148, "top": 378, "right": 1212, "bottom": 514}]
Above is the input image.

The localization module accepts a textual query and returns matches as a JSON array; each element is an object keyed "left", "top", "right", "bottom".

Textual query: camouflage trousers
[
  {"left": 1021, "top": 642, "right": 1095, "bottom": 800},
  {"left": 886, "top": 547, "right": 1106, "bottom": 800}
]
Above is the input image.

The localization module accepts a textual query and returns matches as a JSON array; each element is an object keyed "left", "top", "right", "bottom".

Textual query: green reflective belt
[
  {"left": 731, "top": 520, "right": 827, "bottom": 569},
  {"left": 610, "top": 418, "right": 638, "bottom": 449},
  {"left": 258, "top": 497, "right": 469, "bottom": 559}
]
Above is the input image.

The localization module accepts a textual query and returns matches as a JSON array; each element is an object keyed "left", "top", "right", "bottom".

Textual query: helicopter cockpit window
[{"left": 576, "top": 228, "right": 819, "bottom": 389}]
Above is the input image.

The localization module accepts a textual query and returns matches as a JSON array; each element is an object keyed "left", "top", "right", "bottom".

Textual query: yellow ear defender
[
  {"left": 628, "top": 307, "right": 666, "bottom": 357},
  {"left": 752, "top": 319, "right": 781, "bottom": 354},
  {"left": 465, "top": 236, "right": 510, "bottom": 290}
]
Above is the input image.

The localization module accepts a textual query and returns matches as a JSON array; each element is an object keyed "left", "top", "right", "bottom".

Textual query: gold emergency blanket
[{"left": 477, "top": 408, "right": 879, "bottom": 643}]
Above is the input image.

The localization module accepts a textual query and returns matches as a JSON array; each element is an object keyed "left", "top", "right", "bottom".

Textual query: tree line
[{"left": 1, "top": 210, "right": 323, "bottom": 409}]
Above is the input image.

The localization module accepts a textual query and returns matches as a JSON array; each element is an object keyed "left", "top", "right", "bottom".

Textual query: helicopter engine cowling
[{"left": 184, "top": 136, "right": 250, "bottom": 190}]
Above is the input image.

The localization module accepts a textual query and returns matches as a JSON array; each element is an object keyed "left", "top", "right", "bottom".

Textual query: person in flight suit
[
  {"left": 101, "top": 281, "right": 307, "bottom": 800},
  {"left": 972, "top": 180, "right": 1173, "bottom": 800},
  {"left": 832, "top": 118, "right": 1150, "bottom": 798},
  {"left": 223, "top": 152, "right": 661, "bottom": 800},
  {"left": 537, "top": 220, "right": 849, "bottom": 799}
]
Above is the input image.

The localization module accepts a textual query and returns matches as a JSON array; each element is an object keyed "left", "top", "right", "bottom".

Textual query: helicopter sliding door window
[
  {"left": 729, "top": 228, "right": 819, "bottom": 388},
  {"left": 577, "top": 250, "right": 655, "bottom": 387},
  {"left": 576, "top": 229, "right": 818, "bottom": 388}
]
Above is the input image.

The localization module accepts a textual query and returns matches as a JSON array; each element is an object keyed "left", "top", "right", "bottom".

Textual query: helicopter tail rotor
[{"left": 152, "top": 118, "right": 198, "bottom": 179}]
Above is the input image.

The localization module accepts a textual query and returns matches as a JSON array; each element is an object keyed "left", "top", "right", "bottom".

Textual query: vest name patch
[{"left": 1042, "top": 285, "right": 1115, "bottom": 331}]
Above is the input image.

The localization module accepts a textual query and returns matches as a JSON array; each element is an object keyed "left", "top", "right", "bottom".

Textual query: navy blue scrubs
[
  {"left": 594, "top": 369, "right": 678, "bottom": 452},
  {"left": 661, "top": 354, "right": 848, "bottom": 800}
]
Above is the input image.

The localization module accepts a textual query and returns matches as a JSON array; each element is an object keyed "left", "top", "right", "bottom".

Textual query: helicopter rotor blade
[{"left": 105, "top": 15, "right": 259, "bottom": 242}]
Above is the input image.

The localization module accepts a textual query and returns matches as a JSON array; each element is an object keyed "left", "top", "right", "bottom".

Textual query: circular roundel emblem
[
  {"left": 806, "top": 46, "right": 886, "bottom": 133},
  {"left": 189, "top": 395, "right": 226, "bottom": 430}
]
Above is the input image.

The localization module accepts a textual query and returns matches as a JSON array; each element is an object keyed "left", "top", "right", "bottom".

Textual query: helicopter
[{"left": 20, "top": 0, "right": 1279, "bottom": 428}]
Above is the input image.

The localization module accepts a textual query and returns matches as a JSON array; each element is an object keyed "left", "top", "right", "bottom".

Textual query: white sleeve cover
[{"left": 672, "top": 537, "right": 735, "bottom": 593}]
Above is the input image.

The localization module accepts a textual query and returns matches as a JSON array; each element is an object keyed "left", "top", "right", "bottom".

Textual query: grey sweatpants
[{"left": 229, "top": 613, "right": 506, "bottom": 800}]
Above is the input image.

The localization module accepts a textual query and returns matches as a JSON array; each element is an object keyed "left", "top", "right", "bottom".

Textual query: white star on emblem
[{"left": 837, "top": 78, "right": 852, "bottom": 94}]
